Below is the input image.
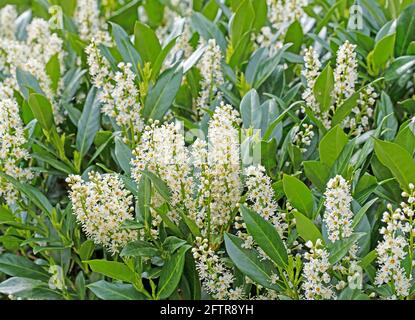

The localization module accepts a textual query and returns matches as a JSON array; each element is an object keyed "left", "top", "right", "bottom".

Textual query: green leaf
[
  {"left": 137, "top": 174, "right": 151, "bottom": 229},
  {"left": 303, "top": 161, "right": 330, "bottom": 192},
  {"left": 359, "top": 250, "right": 377, "bottom": 269},
  {"left": 0, "top": 254, "right": 49, "bottom": 281},
  {"left": 293, "top": 211, "right": 323, "bottom": 244},
  {"left": 85, "top": 260, "right": 135, "bottom": 283},
  {"left": 224, "top": 233, "right": 279, "bottom": 290},
  {"left": 284, "top": 20, "right": 303, "bottom": 54},
  {"left": 319, "top": 125, "right": 348, "bottom": 167},
  {"left": 367, "top": 33, "right": 395, "bottom": 75},
  {"left": 151, "top": 37, "right": 178, "bottom": 80},
  {"left": 78, "top": 240, "right": 95, "bottom": 261},
  {"left": 374, "top": 139, "right": 415, "bottom": 190},
  {"left": 395, "top": 4, "right": 415, "bottom": 56},
  {"left": 76, "top": 87, "right": 101, "bottom": 158},
  {"left": 120, "top": 240, "right": 160, "bottom": 258},
  {"left": 28, "top": 93, "right": 55, "bottom": 131},
  {"left": 110, "top": 22, "right": 142, "bottom": 75},
  {"left": 230, "top": 0, "right": 254, "bottom": 47},
  {"left": 143, "top": 66, "right": 183, "bottom": 121},
  {"left": 140, "top": 170, "right": 171, "bottom": 203},
  {"left": 134, "top": 21, "right": 161, "bottom": 65},
  {"left": 31, "top": 153, "right": 74, "bottom": 175},
  {"left": 352, "top": 198, "right": 378, "bottom": 228},
  {"left": 240, "top": 89, "right": 261, "bottom": 129},
  {"left": 332, "top": 79, "right": 382, "bottom": 126},
  {"left": 241, "top": 205, "right": 288, "bottom": 269},
  {"left": 0, "top": 172, "right": 53, "bottom": 214},
  {"left": 251, "top": 0, "right": 267, "bottom": 30},
  {"left": 385, "top": 56, "right": 415, "bottom": 81},
  {"left": 16, "top": 68, "right": 44, "bottom": 99},
  {"left": 157, "top": 245, "right": 191, "bottom": 299},
  {"left": 0, "top": 277, "right": 44, "bottom": 296},
  {"left": 88, "top": 280, "right": 145, "bottom": 300},
  {"left": 108, "top": 0, "right": 140, "bottom": 34},
  {"left": 114, "top": 137, "right": 133, "bottom": 175},
  {"left": 245, "top": 45, "right": 290, "bottom": 89},
  {"left": 190, "top": 12, "right": 226, "bottom": 51},
  {"left": 163, "top": 237, "right": 188, "bottom": 253},
  {"left": 313, "top": 64, "right": 334, "bottom": 112},
  {"left": 328, "top": 233, "right": 366, "bottom": 264},
  {"left": 45, "top": 53, "right": 61, "bottom": 92},
  {"left": 282, "top": 175, "right": 314, "bottom": 218},
  {"left": 395, "top": 122, "right": 415, "bottom": 154}
]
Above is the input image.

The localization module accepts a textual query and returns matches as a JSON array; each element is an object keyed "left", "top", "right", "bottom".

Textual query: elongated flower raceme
[
  {"left": 301, "top": 47, "right": 330, "bottom": 127},
  {"left": 243, "top": 165, "right": 287, "bottom": 237},
  {"left": 302, "top": 239, "right": 335, "bottom": 300},
  {"left": 374, "top": 184, "right": 415, "bottom": 298},
  {"left": 131, "top": 121, "right": 196, "bottom": 236},
  {"left": 86, "top": 41, "right": 143, "bottom": 145},
  {"left": 192, "top": 237, "right": 244, "bottom": 300},
  {"left": 324, "top": 175, "right": 354, "bottom": 243},
  {"left": 0, "top": 95, "right": 33, "bottom": 205},
  {"left": 193, "top": 103, "right": 242, "bottom": 236},
  {"left": 0, "top": 17, "right": 66, "bottom": 125},
  {"left": 66, "top": 172, "right": 138, "bottom": 254},
  {"left": 332, "top": 41, "right": 358, "bottom": 106},
  {"left": 254, "top": 0, "right": 309, "bottom": 55},
  {"left": 302, "top": 42, "right": 377, "bottom": 133},
  {"left": 196, "top": 39, "right": 224, "bottom": 116},
  {"left": 74, "top": 0, "right": 110, "bottom": 43},
  {"left": 0, "top": 5, "right": 17, "bottom": 40}
]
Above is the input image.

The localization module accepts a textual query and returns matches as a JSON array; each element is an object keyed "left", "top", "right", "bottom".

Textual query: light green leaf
[
  {"left": 319, "top": 125, "right": 348, "bottom": 167},
  {"left": 293, "top": 211, "right": 323, "bottom": 244},
  {"left": 282, "top": 175, "right": 314, "bottom": 218},
  {"left": 374, "top": 139, "right": 415, "bottom": 190},
  {"left": 313, "top": 64, "right": 334, "bottom": 112},
  {"left": 85, "top": 260, "right": 135, "bottom": 283}
]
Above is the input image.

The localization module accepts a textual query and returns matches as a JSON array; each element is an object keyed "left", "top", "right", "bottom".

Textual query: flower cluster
[
  {"left": 302, "top": 41, "right": 377, "bottom": 133},
  {"left": 374, "top": 184, "right": 415, "bottom": 298},
  {"left": 0, "top": 95, "right": 33, "bottom": 205},
  {"left": 343, "top": 85, "right": 378, "bottom": 136},
  {"left": 86, "top": 42, "right": 143, "bottom": 145},
  {"left": 0, "top": 5, "right": 17, "bottom": 40},
  {"left": 194, "top": 103, "right": 242, "bottom": 235},
  {"left": 66, "top": 172, "right": 138, "bottom": 254},
  {"left": 301, "top": 47, "right": 329, "bottom": 126},
  {"left": 302, "top": 239, "right": 334, "bottom": 300},
  {"left": 192, "top": 237, "right": 244, "bottom": 300},
  {"left": 196, "top": 39, "right": 224, "bottom": 116},
  {"left": 0, "top": 14, "right": 65, "bottom": 124},
  {"left": 131, "top": 121, "right": 195, "bottom": 234},
  {"left": 332, "top": 41, "right": 358, "bottom": 106},
  {"left": 323, "top": 175, "right": 354, "bottom": 243},
  {"left": 254, "top": 0, "right": 309, "bottom": 55},
  {"left": 244, "top": 165, "right": 287, "bottom": 237},
  {"left": 291, "top": 123, "right": 315, "bottom": 153},
  {"left": 74, "top": 0, "right": 111, "bottom": 44}
]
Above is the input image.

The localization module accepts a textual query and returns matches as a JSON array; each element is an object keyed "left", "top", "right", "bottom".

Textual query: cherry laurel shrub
[{"left": 0, "top": 0, "right": 415, "bottom": 300}]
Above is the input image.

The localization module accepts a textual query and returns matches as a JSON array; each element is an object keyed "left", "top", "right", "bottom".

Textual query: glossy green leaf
[
  {"left": 241, "top": 205, "right": 288, "bottom": 269},
  {"left": 283, "top": 175, "right": 314, "bottom": 217}
]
